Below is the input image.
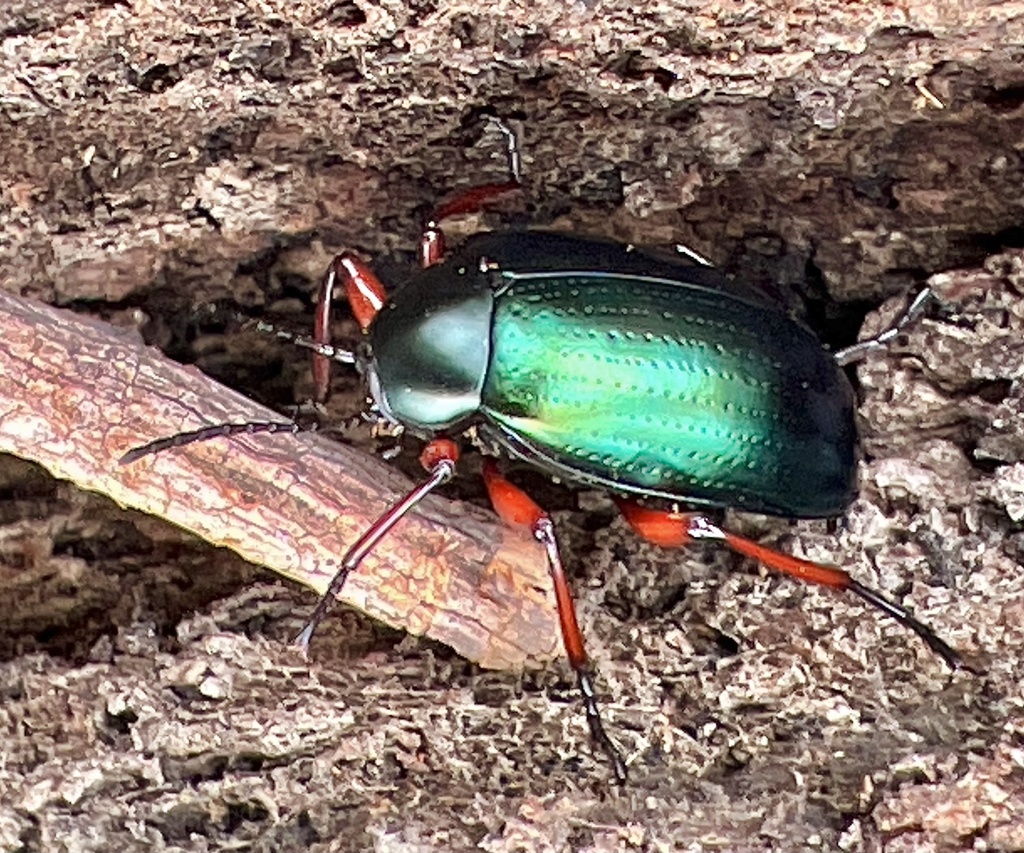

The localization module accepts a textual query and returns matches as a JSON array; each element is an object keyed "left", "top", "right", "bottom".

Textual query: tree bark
[{"left": 2, "top": 0, "right": 1024, "bottom": 851}]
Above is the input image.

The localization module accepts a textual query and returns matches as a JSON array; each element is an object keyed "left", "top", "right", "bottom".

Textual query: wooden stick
[{"left": 0, "top": 290, "right": 560, "bottom": 669}]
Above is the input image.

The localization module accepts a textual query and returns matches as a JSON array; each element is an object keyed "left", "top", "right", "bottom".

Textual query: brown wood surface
[
  {"left": 0, "top": 289, "right": 561, "bottom": 670},
  {"left": 2, "top": 0, "right": 1024, "bottom": 850}
]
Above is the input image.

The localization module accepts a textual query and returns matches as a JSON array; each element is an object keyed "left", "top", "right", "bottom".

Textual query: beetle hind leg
[
  {"left": 616, "top": 499, "right": 964, "bottom": 671},
  {"left": 481, "top": 460, "right": 628, "bottom": 783}
]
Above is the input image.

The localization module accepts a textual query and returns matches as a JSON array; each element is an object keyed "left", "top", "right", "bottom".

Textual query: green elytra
[{"left": 481, "top": 272, "right": 856, "bottom": 518}]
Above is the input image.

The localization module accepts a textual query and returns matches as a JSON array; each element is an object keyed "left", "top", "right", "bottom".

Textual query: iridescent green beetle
[
  {"left": 123, "top": 122, "right": 962, "bottom": 783},
  {"left": 369, "top": 229, "right": 857, "bottom": 518}
]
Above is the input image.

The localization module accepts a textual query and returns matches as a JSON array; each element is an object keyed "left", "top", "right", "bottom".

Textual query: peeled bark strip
[{"left": 0, "top": 290, "right": 560, "bottom": 670}]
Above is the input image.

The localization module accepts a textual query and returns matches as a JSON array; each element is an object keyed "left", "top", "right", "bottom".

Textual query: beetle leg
[
  {"left": 833, "top": 287, "right": 935, "bottom": 366},
  {"left": 481, "top": 459, "right": 628, "bottom": 783},
  {"left": 313, "top": 252, "right": 387, "bottom": 402},
  {"left": 616, "top": 500, "right": 963, "bottom": 671},
  {"left": 421, "top": 118, "right": 523, "bottom": 268},
  {"left": 420, "top": 180, "right": 522, "bottom": 267},
  {"left": 294, "top": 439, "right": 460, "bottom": 652}
]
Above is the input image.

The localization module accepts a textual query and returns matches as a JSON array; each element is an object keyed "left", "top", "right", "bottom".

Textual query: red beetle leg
[
  {"left": 419, "top": 180, "right": 522, "bottom": 269},
  {"left": 715, "top": 526, "right": 853, "bottom": 589},
  {"left": 614, "top": 500, "right": 696, "bottom": 548},
  {"left": 429, "top": 180, "right": 522, "bottom": 226},
  {"left": 617, "top": 499, "right": 850, "bottom": 588},
  {"left": 616, "top": 498, "right": 963, "bottom": 670},
  {"left": 481, "top": 460, "right": 627, "bottom": 782},
  {"left": 336, "top": 252, "right": 386, "bottom": 332},
  {"left": 312, "top": 251, "right": 387, "bottom": 402},
  {"left": 481, "top": 458, "right": 545, "bottom": 530},
  {"left": 419, "top": 437, "right": 460, "bottom": 471},
  {"left": 420, "top": 226, "right": 446, "bottom": 269}
]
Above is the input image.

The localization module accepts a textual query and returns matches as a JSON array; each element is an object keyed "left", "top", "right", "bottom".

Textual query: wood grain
[{"left": 0, "top": 290, "right": 561, "bottom": 670}]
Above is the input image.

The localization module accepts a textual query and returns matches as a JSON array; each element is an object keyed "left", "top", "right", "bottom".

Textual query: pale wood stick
[{"left": 0, "top": 290, "right": 560, "bottom": 669}]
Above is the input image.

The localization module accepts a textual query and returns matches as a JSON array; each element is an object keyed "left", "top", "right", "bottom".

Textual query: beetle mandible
[{"left": 122, "top": 119, "right": 962, "bottom": 783}]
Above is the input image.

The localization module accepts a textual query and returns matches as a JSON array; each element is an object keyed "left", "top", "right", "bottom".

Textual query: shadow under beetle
[{"left": 122, "top": 119, "right": 963, "bottom": 783}]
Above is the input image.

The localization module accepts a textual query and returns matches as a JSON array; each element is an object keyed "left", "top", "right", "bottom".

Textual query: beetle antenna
[
  {"left": 120, "top": 420, "right": 310, "bottom": 464},
  {"left": 249, "top": 318, "right": 357, "bottom": 365}
]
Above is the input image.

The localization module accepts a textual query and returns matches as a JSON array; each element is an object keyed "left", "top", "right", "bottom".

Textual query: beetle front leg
[
  {"left": 312, "top": 252, "right": 387, "bottom": 402},
  {"left": 295, "top": 439, "right": 460, "bottom": 651},
  {"left": 616, "top": 500, "right": 964, "bottom": 671},
  {"left": 481, "top": 459, "right": 627, "bottom": 783}
]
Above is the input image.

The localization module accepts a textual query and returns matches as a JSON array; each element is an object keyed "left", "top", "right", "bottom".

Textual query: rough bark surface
[{"left": 2, "top": 1, "right": 1024, "bottom": 852}]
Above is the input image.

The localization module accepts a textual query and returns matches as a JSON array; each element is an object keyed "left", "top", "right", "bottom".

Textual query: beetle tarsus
[
  {"left": 578, "top": 669, "right": 628, "bottom": 784},
  {"left": 293, "top": 621, "right": 316, "bottom": 657},
  {"left": 834, "top": 287, "right": 936, "bottom": 366},
  {"left": 421, "top": 118, "right": 522, "bottom": 254},
  {"left": 848, "top": 580, "right": 965, "bottom": 671}
]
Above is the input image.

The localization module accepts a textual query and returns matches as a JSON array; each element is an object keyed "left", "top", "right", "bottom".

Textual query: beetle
[{"left": 122, "top": 120, "right": 962, "bottom": 783}]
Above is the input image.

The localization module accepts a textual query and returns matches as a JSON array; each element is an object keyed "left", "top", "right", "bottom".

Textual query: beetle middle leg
[
  {"left": 294, "top": 438, "right": 460, "bottom": 651},
  {"left": 481, "top": 459, "right": 628, "bottom": 784},
  {"left": 616, "top": 499, "right": 964, "bottom": 671}
]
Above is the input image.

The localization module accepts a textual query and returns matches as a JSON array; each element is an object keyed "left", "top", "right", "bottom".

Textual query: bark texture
[{"left": 2, "top": 1, "right": 1024, "bottom": 851}]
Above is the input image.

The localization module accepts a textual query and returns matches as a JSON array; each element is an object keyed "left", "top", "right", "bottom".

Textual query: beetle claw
[{"left": 293, "top": 623, "right": 315, "bottom": 657}]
